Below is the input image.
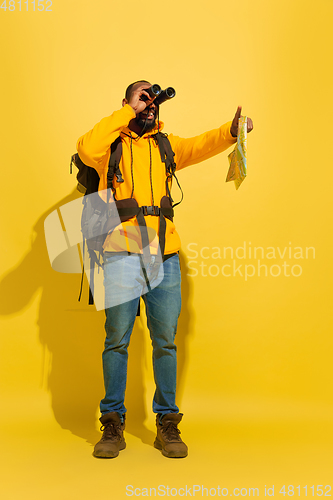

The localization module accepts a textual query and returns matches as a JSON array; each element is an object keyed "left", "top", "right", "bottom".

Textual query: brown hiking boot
[
  {"left": 93, "top": 412, "right": 126, "bottom": 458},
  {"left": 154, "top": 413, "right": 188, "bottom": 458}
]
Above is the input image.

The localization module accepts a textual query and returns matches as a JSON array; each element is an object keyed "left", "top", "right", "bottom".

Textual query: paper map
[{"left": 226, "top": 116, "right": 247, "bottom": 190}]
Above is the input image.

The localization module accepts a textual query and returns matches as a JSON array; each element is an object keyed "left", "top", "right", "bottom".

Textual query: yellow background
[{"left": 1, "top": 0, "right": 332, "bottom": 498}]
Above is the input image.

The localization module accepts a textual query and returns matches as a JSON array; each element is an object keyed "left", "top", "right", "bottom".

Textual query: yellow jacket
[{"left": 76, "top": 104, "right": 236, "bottom": 255}]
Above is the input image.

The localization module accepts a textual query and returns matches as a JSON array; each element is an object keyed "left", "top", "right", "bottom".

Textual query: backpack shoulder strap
[
  {"left": 152, "top": 132, "right": 183, "bottom": 208},
  {"left": 153, "top": 132, "right": 176, "bottom": 172},
  {"left": 107, "top": 136, "right": 124, "bottom": 191}
]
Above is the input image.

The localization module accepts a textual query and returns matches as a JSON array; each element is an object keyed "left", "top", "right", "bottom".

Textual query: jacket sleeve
[
  {"left": 168, "top": 121, "right": 237, "bottom": 171},
  {"left": 76, "top": 104, "right": 136, "bottom": 174}
]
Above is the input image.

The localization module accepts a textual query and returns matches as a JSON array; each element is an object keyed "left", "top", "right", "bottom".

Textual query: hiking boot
[
  {"left": 93, "top": 412, "right": 126, "bottom": 458},
  {"left": 154, "top": 413, "right": 188, "bottom": 458}
]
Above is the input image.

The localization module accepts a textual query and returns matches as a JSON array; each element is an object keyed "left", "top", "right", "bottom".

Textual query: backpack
[{"left": 70, "top": 132, "right": 183, "bottom": 306}]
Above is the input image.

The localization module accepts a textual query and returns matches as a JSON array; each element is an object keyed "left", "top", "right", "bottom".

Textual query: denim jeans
[{"left": 100, "top": 252, "right": 181, "bottom": 419}]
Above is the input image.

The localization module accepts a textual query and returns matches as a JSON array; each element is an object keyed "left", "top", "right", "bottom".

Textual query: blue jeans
[{"left": 100, "top": 252, "right": 181, "bottom": 419}]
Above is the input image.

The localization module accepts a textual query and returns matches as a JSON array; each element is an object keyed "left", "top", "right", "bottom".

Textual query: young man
[{"left": 76, "top": 81, "right": 253, "bottom": 459}]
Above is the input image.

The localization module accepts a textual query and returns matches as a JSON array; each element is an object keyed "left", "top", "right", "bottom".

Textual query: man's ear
[{"left": 122, "top": 98, "right": 128, "bottom": 107}]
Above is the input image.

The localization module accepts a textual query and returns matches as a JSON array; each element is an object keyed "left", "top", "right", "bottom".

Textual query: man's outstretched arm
[{"left": 169, "top": 106, "right": 253, "bottom": 171}]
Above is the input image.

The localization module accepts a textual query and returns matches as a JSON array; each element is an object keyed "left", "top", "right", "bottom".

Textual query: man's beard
[{"left": 135, "top": 113, "right": 157, "bottom": 133}]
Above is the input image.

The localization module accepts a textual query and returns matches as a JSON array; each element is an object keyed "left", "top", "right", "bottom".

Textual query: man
[{"left": 76, "top": 81, "right": 253, "bottom": 459}]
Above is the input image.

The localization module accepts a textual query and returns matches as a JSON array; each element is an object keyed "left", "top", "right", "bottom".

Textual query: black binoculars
[{"left": 140, "top": 84, "right": 176, "bottom": 105}]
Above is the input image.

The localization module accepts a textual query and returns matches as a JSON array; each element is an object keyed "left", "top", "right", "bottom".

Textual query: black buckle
[
  {"left": 107, "top": 206, "right": 116, "bottom": 217},
  {"left": 141, "top": 205, "right": 160, "bottom": 216},
  {"left": 115, "top": 168, "right": 124, "bottom": 183}
]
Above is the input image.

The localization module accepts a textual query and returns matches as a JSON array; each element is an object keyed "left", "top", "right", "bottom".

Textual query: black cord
[
  {"left": 130, "top": 133, "right": 135, "bottom": 198},
  {"left": 148, "top": 137, "right": 154, "bottom": 206},
  {"left": 170, "top": 171, "right": 184, "bottom": 208},
  {"left": 140, "top": 104, "right": 150, "bottom": 136},
  {"left": 157, "top": 106, "right": 160, "bottom": 133}
]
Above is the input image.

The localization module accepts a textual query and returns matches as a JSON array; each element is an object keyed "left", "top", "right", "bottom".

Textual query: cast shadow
[{"left": 0, "top": 189, "right": 194, "bottom": 448}]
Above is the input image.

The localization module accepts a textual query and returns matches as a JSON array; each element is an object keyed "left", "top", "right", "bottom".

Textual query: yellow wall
[{"left": 1, "top": 0, "right": 333, "bottom": 498}]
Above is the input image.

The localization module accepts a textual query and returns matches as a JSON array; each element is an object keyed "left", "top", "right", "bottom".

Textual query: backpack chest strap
[{"left": 117, "top": 205, "right": 174, "bottom": 219}]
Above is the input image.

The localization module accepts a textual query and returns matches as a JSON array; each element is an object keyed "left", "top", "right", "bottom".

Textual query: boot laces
[
  {"left": 100, "top": 422, "right": 122, "bottom": 441},
  {"left": 161, "top": 421, "right": 181, "bottom": 441}
]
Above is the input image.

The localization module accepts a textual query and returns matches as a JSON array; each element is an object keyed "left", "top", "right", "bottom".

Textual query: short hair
[{"left": 125, "top": 80, "right": 150, "bottom": 101}]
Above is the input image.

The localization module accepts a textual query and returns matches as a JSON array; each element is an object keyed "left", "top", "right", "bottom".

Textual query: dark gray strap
[
  {"left": 107, "top": 137, "right": 124, "bottom": 189},
  {"left": 89, "top": 263, "right": 94, "bottom": 305},
  {"left": 136, "top": 209, "right": 151, "bottom": 264},
  {"left": 158, "top": 214, "right": 166, "bottom": 258}
]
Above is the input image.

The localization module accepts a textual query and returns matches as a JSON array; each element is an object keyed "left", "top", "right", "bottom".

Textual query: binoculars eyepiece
[
  {"left": 140, "top": 84, "right": 176, "bottom": 105},
  {"left": 140, "top": 84, "right": 162, "bottom": 100}
]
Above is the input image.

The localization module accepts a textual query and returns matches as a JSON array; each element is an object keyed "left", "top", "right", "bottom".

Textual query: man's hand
[
  {"left": 230, "top": 106, "right": 254, "bottom": 137},
  {"left": 128, "top": 87, "right": 155, "bottom": 115}
]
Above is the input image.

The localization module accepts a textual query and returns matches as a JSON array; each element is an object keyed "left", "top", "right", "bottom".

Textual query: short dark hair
[{"left": 125, "top": 80, "right": 150, "bottom": 101}]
